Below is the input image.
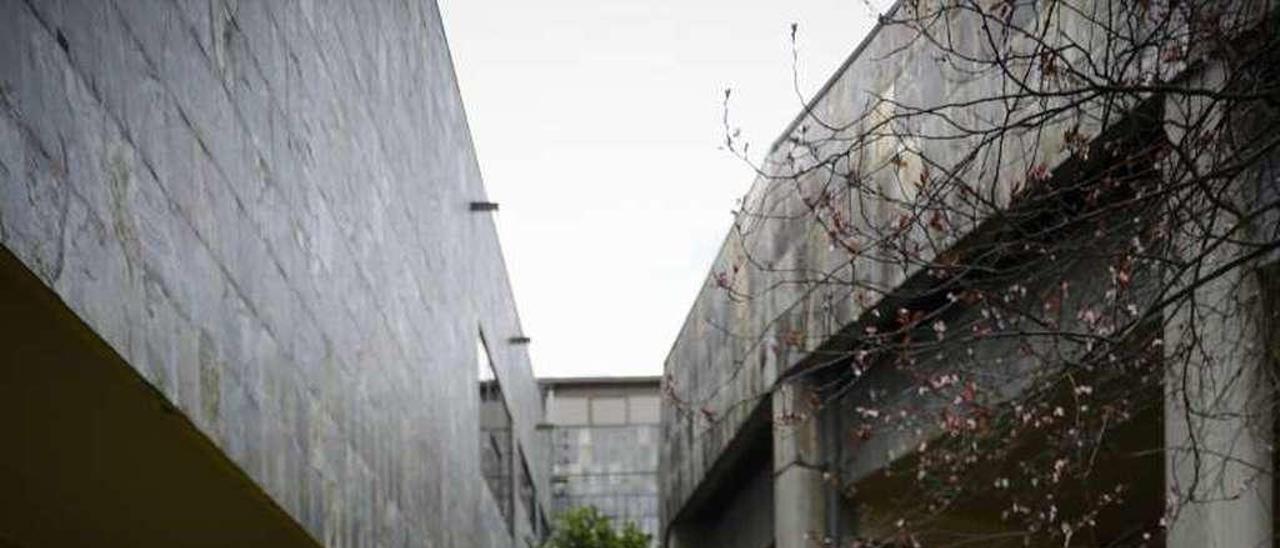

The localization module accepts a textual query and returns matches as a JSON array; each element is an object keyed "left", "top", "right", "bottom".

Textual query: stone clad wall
[{"left": 0, "top": 1, "right": 547, "bottom": 546}]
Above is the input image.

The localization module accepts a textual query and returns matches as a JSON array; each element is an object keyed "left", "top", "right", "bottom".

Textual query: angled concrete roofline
[
  {"left": 766, "top": 0, "right": 905, "bottom": 154},
  {"left": 659, "top": 1, "right": 907, "bottom": 373},
  {"left": 538, "top": 375, "right": 663, "bottom": 387}
]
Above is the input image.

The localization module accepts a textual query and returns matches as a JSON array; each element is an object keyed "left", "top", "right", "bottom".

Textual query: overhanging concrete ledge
[{"left": 0, "top": 245, "right": 320, "bottom": 547}]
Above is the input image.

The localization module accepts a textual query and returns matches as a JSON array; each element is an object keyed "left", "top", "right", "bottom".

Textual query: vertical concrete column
[
  {"left": 1162, "top": 56, "right": 1275, "bottom": 547},
  {"left": 773, "top": 380, "right": 828, "bottom": 548},
  {"left": 1164, "top": 262, "right": 1273, "bottom": 547}
]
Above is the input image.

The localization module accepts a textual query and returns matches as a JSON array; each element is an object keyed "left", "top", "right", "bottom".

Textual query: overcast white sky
[{"left": 438, "top": 1, "right": 886, "bottom": 378}]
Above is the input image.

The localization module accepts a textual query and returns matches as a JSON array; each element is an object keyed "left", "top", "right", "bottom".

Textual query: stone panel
[{"left": 0, "top": 1, "right": 549, "bottom": 546}]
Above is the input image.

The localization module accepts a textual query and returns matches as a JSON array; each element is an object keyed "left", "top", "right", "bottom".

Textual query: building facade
[
  {"left": 660, "top": 1, "right": 1279, "bottom": 547},
  {"left": 0, "top": 1, "right": 549, "bottom": 546},
  {"left": 542, "top": 377, "right": 662, "bottom": 543}
]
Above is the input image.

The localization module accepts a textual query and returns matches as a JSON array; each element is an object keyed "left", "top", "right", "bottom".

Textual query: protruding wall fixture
[
  {"left": 470, "top": 202, "right": 500, "bottom": 212},
  {"left": 508, "top": 336, "right": 531, "bottom": 345}
]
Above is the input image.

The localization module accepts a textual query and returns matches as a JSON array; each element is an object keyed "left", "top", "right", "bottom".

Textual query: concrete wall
[
  {"left": 659, "top": 0, "right": 1082, "bottom": 533},
  {"left": 0, "top": 1, "right": 548, "bottom": 546},
  {"left": 660, "top": 0, "right": 1274, "bottom": 545},
  {"left": 668, "top": 453, "right": 773, "bottom": 548}
]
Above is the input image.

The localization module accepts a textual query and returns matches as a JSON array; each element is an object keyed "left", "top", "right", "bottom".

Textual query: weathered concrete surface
[
  {"left": 659, "top": 1, "right": 1084, "bottom": 536},
  {"left": 771, "top": 383, "right": 826, "bottom": 548},
  {"left": 1164, "top": 241, "right": 1274, "bottom": 548},
  {"left": 1163, "top": 60, "right": 1277, "bottom": 546},
  {"left": 660, "top": 0, "right": 1276, "bottom": 545},
  {"left": 0, "top": 1, "right": 547, "bottom": 546}
]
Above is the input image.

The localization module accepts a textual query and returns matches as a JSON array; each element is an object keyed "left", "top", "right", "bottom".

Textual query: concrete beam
[{"left": 0, "top": 246, "right": 319, "bottom": 547}]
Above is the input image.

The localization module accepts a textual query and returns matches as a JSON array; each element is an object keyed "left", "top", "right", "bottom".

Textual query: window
[
  {"left": 590, "top": 397, "right": 627, "bottom": 425},
  {"left": 548, "top": 391, "right": 663, "bottom": 426},
  {"left": 547, "top": 396, "right": 589, "bottom": 425},
  {"left": 627, "top": 395, "right": 661, "bottom": 424},
  {"left": 478, "top": 334, "right": 513, "bottom": 531}
]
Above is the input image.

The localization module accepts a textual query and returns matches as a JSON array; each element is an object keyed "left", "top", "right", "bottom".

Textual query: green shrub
[{"left": 542, "top": 507, "right": 649, "bottom": 548}]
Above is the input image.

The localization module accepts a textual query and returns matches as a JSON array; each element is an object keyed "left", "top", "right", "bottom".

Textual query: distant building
[{"left": 541, "top": 377, "right": 662, "bottom": 543}]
